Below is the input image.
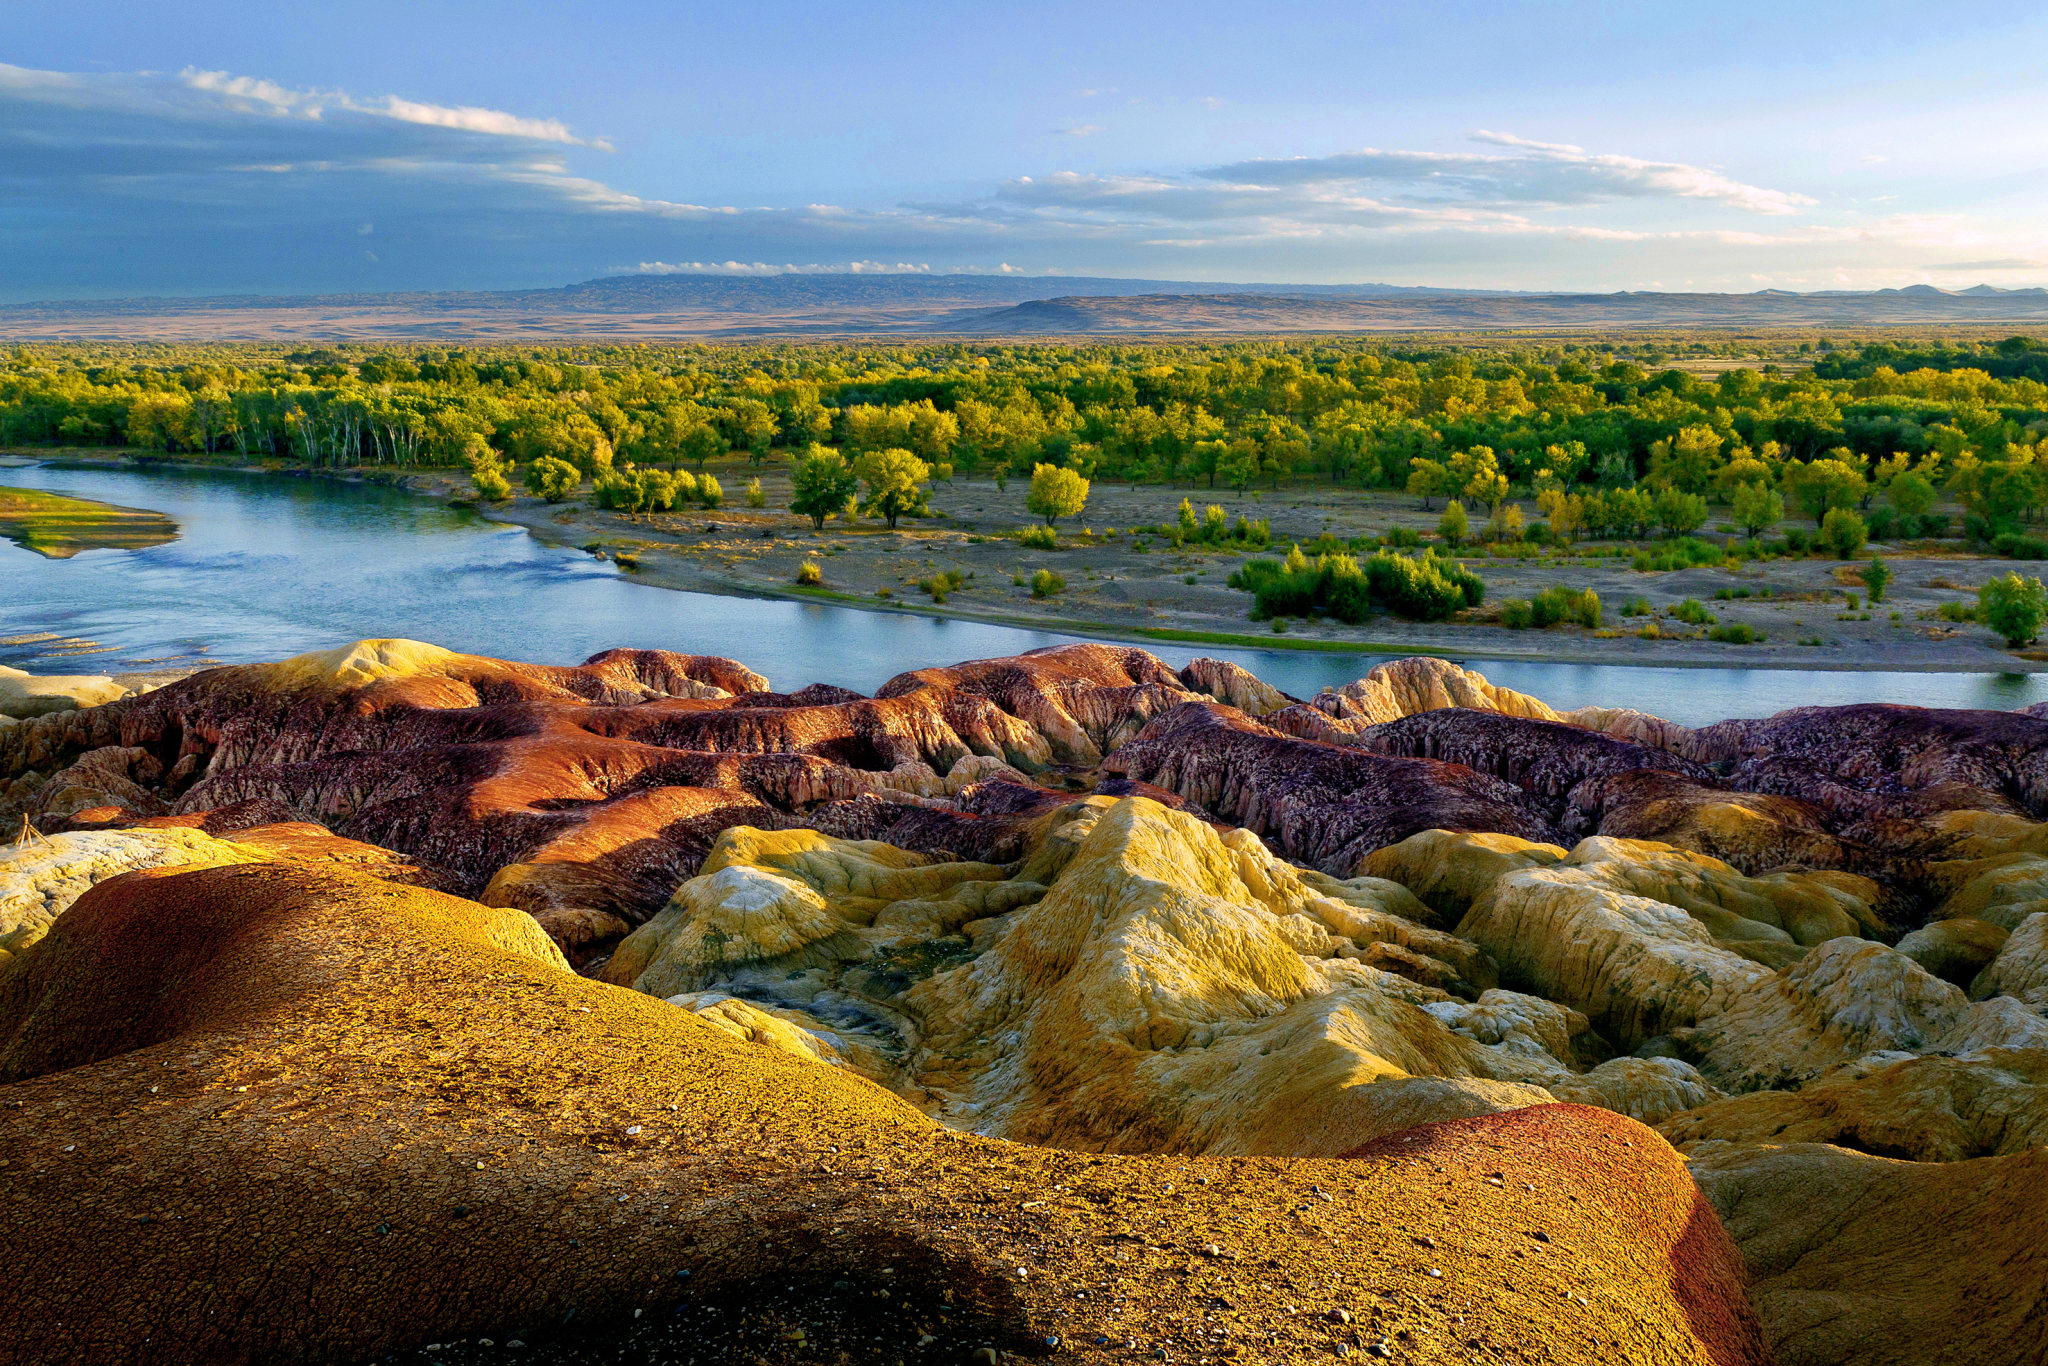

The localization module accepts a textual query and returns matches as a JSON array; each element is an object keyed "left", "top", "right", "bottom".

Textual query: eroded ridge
[{"left": 4, "top": 643, "right": 2048, "bottom": 1364}]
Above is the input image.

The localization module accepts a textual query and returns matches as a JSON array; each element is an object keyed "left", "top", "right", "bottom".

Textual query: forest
[{"left": 6, "top": 335, "right": 2048, "bottom": 547}]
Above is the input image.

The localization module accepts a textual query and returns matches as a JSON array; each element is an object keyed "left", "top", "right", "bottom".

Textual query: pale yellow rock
[
  {"left": 1924, "top": 807, "right": 2048, "bottom": 860},
  {"left": 903, "top": 799, "right": 1557, "bottom": 1154},
  {"left": 603, "top": 828, "right": 1013, "bottom": 1000},
  {"left": 1895, "top": 917, "right": 2009, "bottom": 986},
  {"left": 1929, "top": 850, "right": 2048, "bottom": 930},
  {"left": 272, "top": 639, "right": 462, "bottom": 690},
  {"left": 1547, "top": 1057, "right": 1725, "bottom": 1126},
  {"left": 1556, "top": 704, "right": 1694, "bottom": 751},
  {"left": 1693, "top": 938, "right": 2048, "bottom": 1090},
  {"left": 1361, "top": 829, "right": 1567, "bottom": 925},
  {"left": 1178, "top": 658, "right": 1293, "bottom": 717},
  {"left": 0, "top": 665, "right": 129, "bottom": 718},
  {"left": 0, "top": 827, "right": 269, "bottom": 958},
  {"left": 1314, "top": 656, "right": 1564, "bottom": 725},
  {"left": 1562, "top": 837, "right": 1880, "bottom": 947},
  {"left": 1455, "top": 863, "right": 1770, "bottom": 1048},
  {"left": 1971, "top": 911, "right": 2048, "bottom": 1007},
  {"left": 1663, "top": 1047, "right": 2048, "bottom": 1161}
]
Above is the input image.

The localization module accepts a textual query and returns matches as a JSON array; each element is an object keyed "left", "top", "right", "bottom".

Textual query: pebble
[
  {"left": 1369, "top": 1344, "right": 1393, "bottom": 1359},
  {"left": 1531, "top": 1230, "right": 1551, "bottom": 1243},
  {"left": 1014, "top": 1267, "right": 1029, "bottom": 1280},
  {"left": 1425, "top": 1267, "right": 1443, "bottom": 1278},
  {"left": 1415, "top": 1235, "right": 1436, "bottom": 1249},
  {"left": 971, "top": 1347, "right": 999, "bottom": 1365},
  {"left": 1201, "top": 1243, "right": 1224, "bottom": 1258},
  {"left": 1328, "top": 1308, "right": 1352, "bottom": 1325}
]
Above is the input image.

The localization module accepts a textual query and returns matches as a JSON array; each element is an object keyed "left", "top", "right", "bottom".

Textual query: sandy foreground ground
[{"left": 404, "top": 464, "right": 2042, "bottom": 674}]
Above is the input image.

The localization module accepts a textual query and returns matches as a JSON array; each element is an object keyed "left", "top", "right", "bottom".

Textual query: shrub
[
  {"left": 1017, "top": 524, "right": 1058, "bottom": 550},
  {"left": 1783, "top": 527, "right": 1811, "bottom": 554},
  {"left": 1030, "top": 568, "right": 1066, "bottom": 598},
  {"left": 1937, "top": 601, "right": 1977, "bottom": 623},
  {"left": 918, "top": 570, "right": 966, "bottom": 602},
  {"left": 523, "top": 455, "right": 582, "bottom": 502},
  {"left": 1632, "top": 536, "right": 1725, "bottom": 572},
  {"left": 1530, "top": 585, "right": 1600, "bottom": 629},
  {"left": 470, "top": 462, "right": 512, "bottom": 502},
  {"left": 1523, "top": 519, "right": 1552, "bottom": 546},
  {"left": 1501, "top": 598, "right": 1534, "bottom": 629},
  {"left": 1620, "top": 596, "right": 1653, "bottom": 618},
  {"left": 1995, "top": 532, "right": 2048, "bottom": 560},
  {"left": 697, "top": 475, "right": 724, "bottom": 509},
  {"left": 745, "top": 478, "right": 766, "bottom": 508},
  {"left": 1861, "top": 557, "right": 1892, "bottom": 603},
  {"left": 1385, "top": 525, "right": 1423, "bottom": 549},
  {"left": 1819, "top": 507, "right": 1866, "bottom": 559},
  {"left": 1438, "top": 500, "right": 1469, "bottom": 547},
  {"left": 1980, "top": 572, "right": 2048, "bottom": 646},
  {"left": 1230, "top": 547, "right": 1479, "bottom": 624},
  {"left": 1671, "top": 598, "right": 1715, "bottom": 626},
  {"left": 795, "top": 559, "right": 823, "bottom": 586},
  {"left": 1866, "top": 506, "right": 1897, "bottom": 542},
  {"left": 1709, "top": 623, "right": 1761, "bottom": 643}
]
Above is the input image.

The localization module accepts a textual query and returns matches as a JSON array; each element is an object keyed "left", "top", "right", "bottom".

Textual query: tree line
[{"left": 6, "top": 335, "right": 2048, "bottom": 537}]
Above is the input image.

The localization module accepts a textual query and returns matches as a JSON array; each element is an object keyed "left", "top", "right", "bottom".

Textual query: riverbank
[{"left": 12, "top": 447, "right": 2044, "bottom": 674}]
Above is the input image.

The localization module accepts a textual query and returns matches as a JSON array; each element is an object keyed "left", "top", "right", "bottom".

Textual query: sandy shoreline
[{"left": 11, "top": 448, "right": 2046, "bottom": 675}]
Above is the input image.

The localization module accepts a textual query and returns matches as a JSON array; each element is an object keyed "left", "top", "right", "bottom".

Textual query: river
[{"left": 5, "top": 459, "right": 2046, "bottom": 726}]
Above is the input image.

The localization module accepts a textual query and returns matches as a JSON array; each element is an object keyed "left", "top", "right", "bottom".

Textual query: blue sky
[{"left": 5, "top": 0, "right": 2048, "bottom": 299}]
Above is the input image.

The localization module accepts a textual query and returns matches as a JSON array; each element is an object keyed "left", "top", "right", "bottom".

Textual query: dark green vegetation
[
  {"left": 0, "top": 485, "right": 178, "bottom": 558},
  {"left": 10, "top": 333, "right": 2048, "bottom": 574}
]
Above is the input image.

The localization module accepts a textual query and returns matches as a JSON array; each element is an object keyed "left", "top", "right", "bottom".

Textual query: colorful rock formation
[{"left": 4, "top": 639, "right": 2046, "bottom": 1363}]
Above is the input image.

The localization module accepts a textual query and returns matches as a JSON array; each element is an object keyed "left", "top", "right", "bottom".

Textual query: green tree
[
  {"left": 1820, "top": 507, "right": 1867, "bottom": 559},
  {"left": 1887, "top": 470, "right": 1937, "bottom": 519},
  {"left": 1026, "top": 463, "right": 1090, "bottom": 526},
  {"left": 523, "top": 455, "right": 581, "bottom": 502},
  {"left": 787, "top": 445, "right": 858, "bottom": 530},
  {"left": 1980, "top": 572, "right": 2048, "bottom": 646},
  {"left": 1730, "top": 482, "right": 1784, "bottom": 540},
  {"left": 1647, "top": 424, "right": 1725, "bottom": 494},
  {"left": 1861, "top": 556, "right": 1892, "bottom": 603},
  {"left": 1407, "top": 457, "right": 1453, "bottom": 510},
  {"left": 853, "top": 448, "right": 932, "bottom": 529},
  {"left": 1652, "top": 486, "right": 1708, "bottom": 538},
  {"left": 1437, "top": 499, "right": 1469, "bottom": 547},
  {"left": 1785, "top": 457, "right": 1868, "bottom": 523},
  {"left": 1218, "top": 437, "right": 1261, "bottom": 494}
]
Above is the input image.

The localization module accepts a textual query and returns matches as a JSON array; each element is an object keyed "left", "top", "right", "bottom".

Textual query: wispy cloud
[
  {"left": 1201, "top": 131, "right": 1812, "bottom": 215},
  {"left": 1055, "top": 124, "right": 1103, "bottom": 137}
]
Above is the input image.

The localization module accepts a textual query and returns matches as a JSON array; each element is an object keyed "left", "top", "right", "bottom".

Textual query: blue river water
[{"left": 5, "top": 460, "right": 2046, "bottom": 726}]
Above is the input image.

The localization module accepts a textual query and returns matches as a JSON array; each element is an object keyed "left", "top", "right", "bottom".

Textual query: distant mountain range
[{"left": 4, "top": 272, "right": 2047, "bottom": 341}]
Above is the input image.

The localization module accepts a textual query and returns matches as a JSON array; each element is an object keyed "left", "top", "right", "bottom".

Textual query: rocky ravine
[{"left": 2, "top": 641, "right": 2045, "bottom": 1365}]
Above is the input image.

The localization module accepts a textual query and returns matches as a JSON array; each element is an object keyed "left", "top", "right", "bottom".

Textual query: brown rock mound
[{"left": 0, "top": 860, "right": 1766, "bottom": 1366}]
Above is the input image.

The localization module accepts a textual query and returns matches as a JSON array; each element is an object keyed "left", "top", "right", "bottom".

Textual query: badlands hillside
[{"left": 2, "top": 642, "right": 2045, "bottom": 1364}]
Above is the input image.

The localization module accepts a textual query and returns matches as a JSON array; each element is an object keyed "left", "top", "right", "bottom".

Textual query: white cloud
[
  {"left": 178, "top": 67, "right": 604, "bottom": 146},
  {"left": 1055, "top": 124, "right": 1103, "bottom": 137},
  {"left": 1201, "top": 131, "right": 1812, "bottom": 215}
]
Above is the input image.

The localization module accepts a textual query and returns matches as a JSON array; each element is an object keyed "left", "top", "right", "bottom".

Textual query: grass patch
[{"left": 0, "top": 485, "right": 178, "bottom": 558}]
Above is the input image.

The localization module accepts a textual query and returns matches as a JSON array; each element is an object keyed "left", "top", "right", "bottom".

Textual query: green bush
[
  {"left": 1671, "top": 598, "right": 1715, "bottom": 626},
  {"left": 1501, "top": 598, "right": 1534, "bottom": 629},
  {"left": 1861, "top": 557, "right": 1891, "bottom": 603},
  {"left": 1030, "top": 568, "right": 1066, "bottom": 598},
  {"left": 918, "top": 569, "right": 966, "bottom": 602},
  {"left": 1631, "top": 536, "right": 1725, "bottom": 572},
  {"left": 1017, "top": 524, "right": 1058, "bottom": 550},
  {"left": 1620, "top": 596, "right": 1653, "bottom": 618},
  {"left": 1994, "top": 532, "right": 2048, "bottom": 560},
  {"left": 795, "top": 559, "right": 822, "bottom": 586},
  {"left": 1709, "top": 623, "right": 1761, "bottom": 643},
  {"left": 1530, "top": 585, "right": 1601, "bottom": 629},
  {"left": 1385, "top": 525, "right": 1423, "bottom": 549},
  {"left": 1229, "top": 547, "right": 1480, "bottom": 624},
  {"left": 1980, "top": 572, "right": 2048, "bottom": 646},
  {"left": 1819, "top": 507, "right": 1866, "bottom": 559},
  {"left": 523, "top": 455, "right": 582, "bottom": 502},
  {"left": 470, "top": 462, "right": 511, "bottom": 502}
]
